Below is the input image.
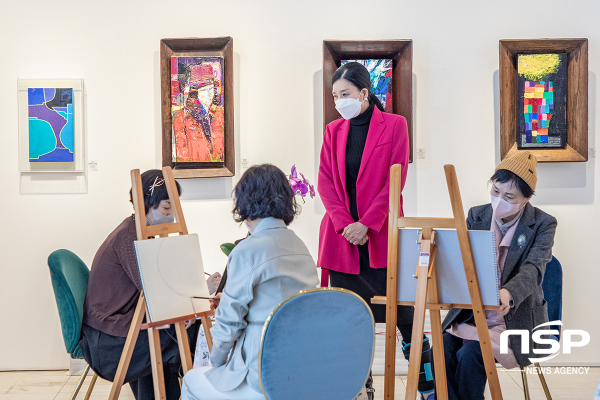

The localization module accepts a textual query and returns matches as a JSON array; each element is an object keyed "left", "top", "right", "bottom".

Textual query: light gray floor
[{"left": 1, "top": 368, "right": 599, "bottom": 399}]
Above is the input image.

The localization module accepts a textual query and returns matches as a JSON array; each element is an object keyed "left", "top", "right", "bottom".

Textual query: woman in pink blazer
[{"left": 318, "top": 62, "right": 434, "bottom": 400}]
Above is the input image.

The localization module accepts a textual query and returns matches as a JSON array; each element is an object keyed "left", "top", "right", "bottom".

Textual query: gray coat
[
  {"left": 205, "top": 217, "right": 319, "bottom": 392},
  {"left": 441, "top": 202, "right": 557, "bottom": 367}
]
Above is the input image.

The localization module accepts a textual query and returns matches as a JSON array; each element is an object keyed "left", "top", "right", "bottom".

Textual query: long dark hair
[
  {"left": 332, "top": 62, "right": 385, "bottom": 112},
  {"left": 232, "top": 164, "right": 299, "bottom": 225}
]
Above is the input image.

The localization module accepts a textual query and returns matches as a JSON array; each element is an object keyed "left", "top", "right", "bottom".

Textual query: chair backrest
[
  {"left": 542, "top": 256, "right": 563, "bottom": 338},
  {"left": 47, "top": 249, "right": 90, "bottom": 358},
  {"left": 258, "top": 288, "right": 375, "bottom": 400}
]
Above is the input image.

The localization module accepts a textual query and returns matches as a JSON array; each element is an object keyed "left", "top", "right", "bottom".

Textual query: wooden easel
[
  {"left": 372, "top": 164, "right": 503, "bottom": 400},
  {"left": 108, "top": 166, "right": 214, "bottom": 400}
]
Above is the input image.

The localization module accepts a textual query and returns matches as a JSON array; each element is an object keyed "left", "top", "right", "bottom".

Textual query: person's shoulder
[
  {"left": 110, "top": 217, "right": 137, "bottom": 244},
  {"left": 469, "top": 203, "right": 492, "bottom": 215},
  {"left": 325, "top": 118, "right": 346, "bottom": 131},
  {"left": 530, "top": 204, "right": 557, "bottom": 226},
  {"left": 468, "top": 203, "right": 492, "bottom": 221},
  {"left": 380, "top": 110, "right": 406, "bottom": 124}
]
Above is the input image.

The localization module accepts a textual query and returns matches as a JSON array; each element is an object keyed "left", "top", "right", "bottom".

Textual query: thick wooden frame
[
  {"left": 372, "top": 164, "right": 503, "bottom": 400},
  {"left": 160, "top": 37, "right": 235, "bottom": 178},
  {"left": 499, "top": 38, "right": 588, "bottom": 162},
  {"left": 323, "top": 40, "right": 414, "bottom": 162}
]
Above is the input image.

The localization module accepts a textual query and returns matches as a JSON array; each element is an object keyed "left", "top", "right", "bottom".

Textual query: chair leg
[
  {"left": 69, "top": 364, "right": 90, "bottom": 400},
  {"left": 535, "top": 362, "right": 553, "bottom": 400},
  {"left": 520, "top": 366, "right": 531, "bottom": 400},
  {"left": 83, "top": 372, "right": 98, "bottom": 400}
]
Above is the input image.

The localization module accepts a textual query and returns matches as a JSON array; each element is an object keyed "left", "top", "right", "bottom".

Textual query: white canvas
[{"left": 134, "top": 234, "right": 211, "bottom": 322}]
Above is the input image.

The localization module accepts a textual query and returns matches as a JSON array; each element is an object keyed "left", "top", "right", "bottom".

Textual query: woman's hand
[
  {"left": 342, "top": 222, "right": 369, "bottom": 245},
  {"left": 184, "top": 319, "right": 195, "bottom": 329},
  {"left": 498, "top": 288, "right": 513, "bottom": 316},
  {"left": 209, "top": 293, "right": 223, "bottom": 312}
]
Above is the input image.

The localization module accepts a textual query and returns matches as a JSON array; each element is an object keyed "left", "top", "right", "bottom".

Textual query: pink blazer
[{"left": 318, "top": 106, "right": 409, "bottom": 283}]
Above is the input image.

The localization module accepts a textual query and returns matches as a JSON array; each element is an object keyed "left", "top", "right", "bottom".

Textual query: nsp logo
[{"left": 500, "top": 321, "right": 590, "bottom": 363}]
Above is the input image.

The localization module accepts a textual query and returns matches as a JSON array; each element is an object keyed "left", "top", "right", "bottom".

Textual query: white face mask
[
  {"left": 146, "top": 207, "right": 175, "bottom": 225},
  {"left": 491, "top": 195, "right": 526, "bottom": 220},
  {"left": 335, "top": 93, "right": 366, "bottom": 120}
]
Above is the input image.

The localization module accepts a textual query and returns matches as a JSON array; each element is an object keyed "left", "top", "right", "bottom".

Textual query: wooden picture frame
[
  {"left": 499, "top": 38, "right": 588, "bottom": 162},
  {"left": 323, "top": 40, "right": 414, "bottom": 162},
  {"left": 160, "top": 37, "right": 234, "bottom": 178}
]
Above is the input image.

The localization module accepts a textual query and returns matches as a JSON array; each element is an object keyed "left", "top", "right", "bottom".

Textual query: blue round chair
[{"left": 258, "top": 287, "right": 375, "bottom": 400}]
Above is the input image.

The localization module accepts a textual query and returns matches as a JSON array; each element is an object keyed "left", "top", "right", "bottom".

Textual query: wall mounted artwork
[
  {"left": 161, "top": 37, "right": 234, "bottom": 178},
  {"left": 323, "top": 40, "right": 414, "bottom": 162},
  {"left": 341, "top": 59, "right": 393, "bottom": 113},
  {"left": 18, "top": 79, "right": 84, "bottom": 173},
  {"left": 500, "top": 39, "right": 588, "bottom": 162},
  {"left": 517, "top": 53, "right": 567, "bottom": 149}
]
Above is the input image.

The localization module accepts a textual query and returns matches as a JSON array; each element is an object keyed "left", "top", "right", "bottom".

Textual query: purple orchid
[{"left": 288, "top": 165, "right": 315, "bottom": 201}]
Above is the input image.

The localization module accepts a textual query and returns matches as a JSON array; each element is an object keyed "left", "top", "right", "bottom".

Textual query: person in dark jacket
[
  {"left": 79, "top": 170, "right": 198, "bottom": 400},
  {"left": 442, "top": 151, "right": 557, "bottom": 400}
]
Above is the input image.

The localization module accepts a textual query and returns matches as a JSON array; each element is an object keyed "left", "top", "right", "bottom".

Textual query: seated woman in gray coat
[
  {"left": 182, "top": 164, "right": 319, "bottom": 400},
  {"left": 442, "top": 151, "right": 557, "bottom": 400}
]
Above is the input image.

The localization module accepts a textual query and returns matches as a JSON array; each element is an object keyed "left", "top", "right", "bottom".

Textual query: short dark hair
[
  {"left": 129, "top": 169, "right": 182, "bottom": 214},
  {"left": 232, "top": 164, "right": 299, "bottom": 225},
  {"left": 332, "top": 62, "right": 385, "bottom": 112},
  {"left": 490, "top": 169, "right": 534, "bottom": 198}
]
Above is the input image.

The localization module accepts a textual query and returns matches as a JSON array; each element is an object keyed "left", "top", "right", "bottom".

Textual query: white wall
[{"left": 0, "top": 0, "right": 598, "bottom": 369}]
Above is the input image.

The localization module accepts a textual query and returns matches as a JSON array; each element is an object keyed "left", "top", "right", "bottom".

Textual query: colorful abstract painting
[
  {"left": 517, "top": 53, "right": 567, "bottom": 148},
  {"left": 171, "top": 56, "right": 225, "bottom": 163},
  {"left": 28, "top": 88, "right": 74, "bottom": 162},
  {"left": 341, "top": 59, "right": 393, "bottom": 113}
]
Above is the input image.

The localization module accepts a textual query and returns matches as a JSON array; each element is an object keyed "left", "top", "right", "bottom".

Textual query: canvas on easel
[
  {"left": 372, "top": 164, "right": 505, "bottom": 400},
  {"left": 108, "top": 166, "right": 214, "bottom": 400}
]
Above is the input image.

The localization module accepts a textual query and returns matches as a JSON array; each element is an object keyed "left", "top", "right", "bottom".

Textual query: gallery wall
[{"left": 0, "top": 0, "right": 598, "bottom": 369}]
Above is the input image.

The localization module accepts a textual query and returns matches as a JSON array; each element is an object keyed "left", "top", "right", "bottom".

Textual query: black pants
[
  {"left": 79, "top": 323, "right": 199, "bottom": 400},
  {"left": 443, "top": 333, "right": 487, "bottom": 400},
  {"left": 329, "top": 256, "right": 416, "bottom": 343}
]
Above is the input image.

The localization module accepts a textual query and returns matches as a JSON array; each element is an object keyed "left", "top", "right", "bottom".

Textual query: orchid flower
[{"left": 288, "top": 165, "right": 315, "bottom": 202}]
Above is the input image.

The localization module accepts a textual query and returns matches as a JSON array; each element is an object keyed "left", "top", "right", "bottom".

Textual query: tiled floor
[
  {"left": 372, "top": 367, "right": 600, "bottom": 399},
  {"left": 0, "top": 368, "right": 598, "bottom": 399}
]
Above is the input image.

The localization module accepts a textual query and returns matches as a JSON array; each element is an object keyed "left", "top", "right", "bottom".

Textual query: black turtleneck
[{"left": 345, "top": 102, "right": 375, "bottom": 222}]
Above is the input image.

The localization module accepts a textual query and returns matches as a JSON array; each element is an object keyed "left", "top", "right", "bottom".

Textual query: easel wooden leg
[
  {"left": 175, "top": 321, "right": 193, "bottom": 374},
  {"left": 201, "top": 316, "right": 214, "bottom": 352},
  {"left": 429, "top": 310, "right": 447, "bottom": 400},
  {"left": 405, "top": 263, "right": 430, "bottom": 399},
  {"left": 383, "top": 296, "right": 397, "bottom": 399},
  {"left": 108, "top": 294, "right": 147, "bottom": 400},
  {"left": 148, "top": 327, "right": 166, "bottom": 400},
  {"left": 428, "top": 246, "right": 448, "bottom": 400}
]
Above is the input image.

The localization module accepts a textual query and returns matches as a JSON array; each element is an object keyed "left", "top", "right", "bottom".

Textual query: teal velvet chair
[
  {"left": 48, "top": 249, "right": 98, "bottom": 400},
  {"left": 258, "top": 287, "right": 375, "bottom": 400}
]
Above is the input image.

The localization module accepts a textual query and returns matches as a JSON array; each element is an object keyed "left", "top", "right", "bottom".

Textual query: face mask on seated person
[
  {"left": 491, "top": 195, "right": 527, "bottom": 220},
  {"left": 146, "top": 207, "right": 175, "bottom": 226}
]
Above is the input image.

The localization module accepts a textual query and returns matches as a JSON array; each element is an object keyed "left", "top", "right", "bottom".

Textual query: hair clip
[{"left": 147, "top": 176, "right": 165, "bottom": 196}]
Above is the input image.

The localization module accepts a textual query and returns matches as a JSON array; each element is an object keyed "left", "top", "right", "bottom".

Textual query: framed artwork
[
  {"left": 341, "top": 59, "right": 393, "bottom": 113},
  {"left": 323, "top": 40, "right": 414, "bottom": 162},
  {"left": 499, "top": 39, "right": 588, "bottom": 162},
  {"left": 161, "top": 37, "right": 234, "bottom": 178},
  {"left": 18, "top": 79, "right": 85, "bottom": 172}
]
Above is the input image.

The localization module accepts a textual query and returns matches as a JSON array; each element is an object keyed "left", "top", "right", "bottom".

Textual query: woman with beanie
[
  {"left": 442, "top": 151, "right": 557, "bottom": 400},
  {"left": 318, "top": 62, "right": 434, "bottom": 399}
]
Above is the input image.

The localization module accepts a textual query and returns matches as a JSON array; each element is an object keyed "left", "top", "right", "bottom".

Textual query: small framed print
[{"left": 18, "top": 79, "right": 85, "bottom": 172}]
